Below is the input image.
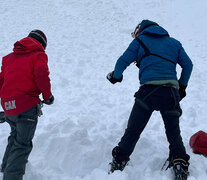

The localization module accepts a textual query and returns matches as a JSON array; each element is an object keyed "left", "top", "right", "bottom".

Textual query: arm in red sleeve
[
  {"left": 0, "top": 59, "right": 5, "bottom": 90},
  {"left": 34, "top": 53, "right": 52, "bottom": 101}
]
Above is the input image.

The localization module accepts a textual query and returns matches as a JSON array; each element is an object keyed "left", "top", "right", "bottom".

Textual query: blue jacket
[{"left": 113, "top": 20, "right": 193, "bottom": 86}]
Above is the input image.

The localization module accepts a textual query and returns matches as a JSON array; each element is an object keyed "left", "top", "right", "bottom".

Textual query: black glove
[
  {"left": 0, "top": 111, "right": 6, "bottom": 123},
  {"left": 179, "top": 82, "right": 187, "bottom": 101},
  {"left": 107, "top": 71, "right": 123, "bottom": 84},
  {"left": 43, "top": 95, "right": 54, "bottom": 105}
]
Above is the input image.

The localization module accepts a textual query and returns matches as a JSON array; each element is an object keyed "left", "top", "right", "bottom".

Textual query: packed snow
[{"left": 0, "top": 0, "right": 207, "bottom": 179}]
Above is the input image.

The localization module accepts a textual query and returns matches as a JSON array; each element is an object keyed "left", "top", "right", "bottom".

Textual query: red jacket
[{"left": 0, "top": 37, "right": 52, "bottom": 116}]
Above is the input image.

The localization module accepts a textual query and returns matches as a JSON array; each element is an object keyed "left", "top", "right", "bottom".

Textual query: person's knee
[{"left": 162, "top": 109, "right": 182, "bottom": 117}]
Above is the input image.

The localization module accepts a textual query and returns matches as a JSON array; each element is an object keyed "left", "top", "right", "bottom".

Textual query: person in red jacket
[{"left": 0, "top": 30, "right": 54, "bottom": 180}]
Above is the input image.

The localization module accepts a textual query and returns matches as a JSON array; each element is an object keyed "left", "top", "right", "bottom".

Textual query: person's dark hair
[{"left": 28, "top": 29, "right": 47, "bottom": 49}]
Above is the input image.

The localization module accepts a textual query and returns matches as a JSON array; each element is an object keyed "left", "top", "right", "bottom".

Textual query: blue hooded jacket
[{"left": 113, "top": 20, "right": 193, "bottom": 86}]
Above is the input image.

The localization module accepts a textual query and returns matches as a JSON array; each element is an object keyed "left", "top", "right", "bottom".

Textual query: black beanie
[{"left": 28, "top": 30, "right": 47, "bottom": 49}]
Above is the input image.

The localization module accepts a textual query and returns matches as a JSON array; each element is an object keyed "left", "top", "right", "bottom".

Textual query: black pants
[
  {"left": 112, "top": 84, "right": 190, "bottom": 162},
  {"left": 2, "top": 105, "right": 38, "bottom": 180}
]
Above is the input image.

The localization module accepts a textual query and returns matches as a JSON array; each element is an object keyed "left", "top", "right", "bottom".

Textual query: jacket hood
[
  {"left": 139, "top": 20, "right": 169, "bottom": 37},
  {"left": 13, "top": 37, "right": 45, "bottom": 54}
]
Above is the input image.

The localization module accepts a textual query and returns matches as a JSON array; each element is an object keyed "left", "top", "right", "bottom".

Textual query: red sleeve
[
  {"left": 0, "top": 59, "right": 5, "bottom": 90},
  {"left": 34, "top": 53, "right": 52, "bottom": 101}
]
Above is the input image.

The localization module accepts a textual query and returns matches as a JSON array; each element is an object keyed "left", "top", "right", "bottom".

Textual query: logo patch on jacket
[{"left": 4, "top": 100, "right": 16, "bottom": 110}]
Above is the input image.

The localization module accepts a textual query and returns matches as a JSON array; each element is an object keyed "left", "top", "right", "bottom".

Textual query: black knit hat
[{"left": 28, "top": 29, "right": 47, "bottom": 49}]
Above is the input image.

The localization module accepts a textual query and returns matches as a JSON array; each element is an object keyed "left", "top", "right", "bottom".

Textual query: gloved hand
[
  {"left": 107, "top": 71, "right": 123, "bottom": 84},
  {"left": 179, "top": 82, "right": 187, "bottom": 101},
  {"left": 0, "top": 111, "right": 6, "bottom": 123},
  {"left": 43, "top": 95, "right": 54, "bottom": 105}
]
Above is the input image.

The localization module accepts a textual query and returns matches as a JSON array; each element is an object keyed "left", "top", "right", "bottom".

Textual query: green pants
[{"left": 2, "top": 105, "right": 38, "bottom": 180}]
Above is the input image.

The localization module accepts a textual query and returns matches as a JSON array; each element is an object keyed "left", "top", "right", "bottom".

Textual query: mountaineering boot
[
  {"left": 108, "top": 158, "right": 128, "bottom": 174},
  {"left": 172, "top": 159, "right": 189, "bottom": 180}
]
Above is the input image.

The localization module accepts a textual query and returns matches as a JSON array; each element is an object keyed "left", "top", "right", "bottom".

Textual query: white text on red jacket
[{"left": 5, "top": 100, "right": 16, "bottom": 110}]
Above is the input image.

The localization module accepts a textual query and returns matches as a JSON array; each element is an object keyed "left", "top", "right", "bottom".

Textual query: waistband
[{"left": 141, "top": 83, "right": 178, "bottom": 89}]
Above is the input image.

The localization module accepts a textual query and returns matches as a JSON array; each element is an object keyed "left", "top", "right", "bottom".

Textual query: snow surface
[{"left": 0, "top": 0, "right": 207, "bottom": 179}]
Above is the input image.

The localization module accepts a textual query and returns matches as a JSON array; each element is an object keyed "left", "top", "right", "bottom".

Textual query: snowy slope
[{"left": 0, "top": 0, "right": 207, "bottom": 180}]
